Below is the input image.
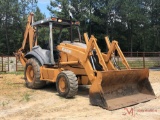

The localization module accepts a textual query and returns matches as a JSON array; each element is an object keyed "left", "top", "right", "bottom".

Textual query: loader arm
[
  {"left": 14, "top": 13, "right": 36, "bottom": 66},
  {"left": 84, "top": 33, "right": 116, "bottom": 70},
  {"left": 104, "top": 37, "right": 130, "bottom": 69},
  {"left": 84, "top": 33, "right": 130, "bottom": 70}
]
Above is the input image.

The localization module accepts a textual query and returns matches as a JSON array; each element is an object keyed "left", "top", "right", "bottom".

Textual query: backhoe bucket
[{"left": 89, "top": 69, "right": 156, "bottom": 110}]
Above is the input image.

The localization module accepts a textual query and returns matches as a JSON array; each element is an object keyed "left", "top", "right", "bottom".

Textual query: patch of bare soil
[{"left": 0, "top": 70, "right": 160, "bottom": 120}]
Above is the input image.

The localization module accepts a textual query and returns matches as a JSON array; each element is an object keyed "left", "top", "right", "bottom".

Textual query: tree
[
  {"left": 149, "top": 0, "right": 160, "bottom": 51},
  {"left": 0, "top": 0, "right": 19, "bottom": 55},
  {"left": 0, "top": 0, "right": 38, "bottom": 55},
  {"left": 34, "top": 7, "right": 48, "bottom": 47},
  {"left": 0, "top": 0, "right": 159, "bottom": 56}
]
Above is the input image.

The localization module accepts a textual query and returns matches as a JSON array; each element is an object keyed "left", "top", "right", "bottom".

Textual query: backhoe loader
[{"left": 14, "top": 13, "right": 156, "bottom": 110}]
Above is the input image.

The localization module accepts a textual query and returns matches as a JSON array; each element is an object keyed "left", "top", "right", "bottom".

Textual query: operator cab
[
  {"left": 32, "top": 17, "right": 82, "bottom": 65},
  {"left": 32, "top": 17, "right": 81, "bottom": 43}
]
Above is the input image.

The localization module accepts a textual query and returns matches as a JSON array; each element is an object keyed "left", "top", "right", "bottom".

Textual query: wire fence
[
  {"left": 0, "top": 52, "right": 160, "bottom": 72},
  {"left": 118, "top": 52, "right": 160, "bottom": 69},
  {"left": 123, "top": 52, "right": 160, "bottom": 57}
]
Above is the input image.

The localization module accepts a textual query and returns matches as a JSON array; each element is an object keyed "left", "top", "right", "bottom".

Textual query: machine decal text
[{"left": 62, "top": 48, "right": 71, "bottom": 53}]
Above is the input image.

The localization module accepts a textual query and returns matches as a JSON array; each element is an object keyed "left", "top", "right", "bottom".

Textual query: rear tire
[
  {"left": 56, "top": 71, "right": 78, "bottom": 98},
  {"left": 24, "top": 58, "right": 46, "bottom": 89}
]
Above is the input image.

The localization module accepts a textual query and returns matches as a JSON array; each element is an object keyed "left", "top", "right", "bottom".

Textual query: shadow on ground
[{"left": 38, "top": 83, "right": 90, "bottom": 98}]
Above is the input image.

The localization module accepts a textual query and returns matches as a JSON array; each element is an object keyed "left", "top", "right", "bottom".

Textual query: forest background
[{"left": 0, "top": 0, "right": 159, "bottom": 55}]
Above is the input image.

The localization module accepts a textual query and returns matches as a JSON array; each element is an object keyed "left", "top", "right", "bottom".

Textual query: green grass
[
  {"left": 0, "top": 71, "right": 23, "bottom": 75},
  {"left": 118, "top": 60, "right": 159, "bottom": 68},
  {"left": 20, "top": 93, "right": 31, "bottom": 102},
  {"left": 1, "top": 101, "right": 10, "bottom": 107},
  {"left": 24, "top": 93, "right": 30, "bottom": 102},
  {"left": 4, "top": 80, "right": 23, "bottom": 88}
]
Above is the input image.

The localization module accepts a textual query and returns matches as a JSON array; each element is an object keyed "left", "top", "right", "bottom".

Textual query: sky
[{"left": 37, "top": 0, "right": 51, "bottom": 17}]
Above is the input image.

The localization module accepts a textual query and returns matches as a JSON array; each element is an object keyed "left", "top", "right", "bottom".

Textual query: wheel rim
[
  {"left": 26, "top": 65, "right": 34, "bottom": 82},
  {"left": 59, "top": 77, "right": 66, "bottom": 92}
]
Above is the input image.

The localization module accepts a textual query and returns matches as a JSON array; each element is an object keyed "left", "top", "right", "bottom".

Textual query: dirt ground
[{"left": 0, "top": 70, "right": 160, "bottom": 120}]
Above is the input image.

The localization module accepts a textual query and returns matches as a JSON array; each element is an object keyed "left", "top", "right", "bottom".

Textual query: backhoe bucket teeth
[{"left": 89, "top": 69, "right": 156, "bottom": 110}]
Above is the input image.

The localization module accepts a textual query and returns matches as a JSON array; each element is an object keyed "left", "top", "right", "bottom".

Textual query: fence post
[
  {"left": 143, "top": 52, "right": 145, "bottom": 68},
  {"left": 159, "top": 52, "right": 160, "bottom": 66},
  {"left": 8, "top": 56, "right": 9, "bottom": 71},
  {"left": 2, "top": 56, "right": 3, "bottom": 72},
  {"left": 16, "top": 57, "right": 17, "bottom": 71}
]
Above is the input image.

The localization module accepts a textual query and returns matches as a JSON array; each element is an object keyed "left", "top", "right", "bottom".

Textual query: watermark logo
[
  {"left": 122, "top": 107, "right": 157, "bottom": 117},
  {"left": 122, "top": 108, "right": 135, "bottom": 117}
]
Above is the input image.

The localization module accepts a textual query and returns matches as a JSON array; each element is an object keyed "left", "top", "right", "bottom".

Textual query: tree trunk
[
  {"left": 5, "top": 11, "right": 10, "bottom": 55},
  {"left": 128, "top": 20, "right": 133, "bottom": 56}
]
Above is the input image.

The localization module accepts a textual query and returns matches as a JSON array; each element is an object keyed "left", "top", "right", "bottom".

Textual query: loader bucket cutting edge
[{"left": 89, "top": 69, "right": 156, "bottom": 110}]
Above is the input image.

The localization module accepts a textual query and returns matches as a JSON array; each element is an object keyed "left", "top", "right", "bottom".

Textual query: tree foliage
[
  {"left": 0, "top": 0, "right": 159, "bottom": 55},
  {"left": 0, "top": 0, "right": 42, "bottom": 55},
  {"left": 48, "top": 0, "right": 160, "bottom": 52}
]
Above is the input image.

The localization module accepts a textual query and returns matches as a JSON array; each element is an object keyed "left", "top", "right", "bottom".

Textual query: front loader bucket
[{"left": 89, "top": 69, "right": 156, "bottom": 110}]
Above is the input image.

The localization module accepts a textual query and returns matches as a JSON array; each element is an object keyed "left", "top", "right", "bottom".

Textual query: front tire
[
  {"left": 24, "top": 58, "right": 46, "bottom": 89},
  {"left": 56, "top": 71, "right": 78, "bottom": 98}
]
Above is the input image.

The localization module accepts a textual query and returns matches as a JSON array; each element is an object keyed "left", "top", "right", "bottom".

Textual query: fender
[{"left": 25, "top": 46, "right": 51, "bottom": 65}]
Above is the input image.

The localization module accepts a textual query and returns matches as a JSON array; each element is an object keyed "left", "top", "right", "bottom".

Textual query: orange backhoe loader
[{"left": 14, "top": 13, "right": 156, "bottom": 110}]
